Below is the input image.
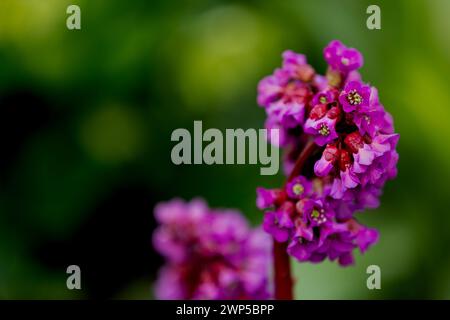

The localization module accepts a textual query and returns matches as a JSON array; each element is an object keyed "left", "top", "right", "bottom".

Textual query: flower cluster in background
[
  {"left": 153, "top": 198, "right": 271, "bottom": 299},
  {"left": 257, "top": 40, "right": 399, "bottom": 266}
]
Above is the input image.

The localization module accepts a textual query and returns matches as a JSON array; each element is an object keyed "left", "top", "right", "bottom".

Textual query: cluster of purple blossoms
[
  {"left": 256, "top": 40, "right": 399, "bottom": 265},
  {"left": 153, "top": 198, "right": 271, "bottom": 299}
]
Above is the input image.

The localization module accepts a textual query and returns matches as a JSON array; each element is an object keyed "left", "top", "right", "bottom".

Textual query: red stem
[
  {"left": 273, "top": 240, "right": 293, "bottom": 299},
  {"left": 273, "top": 139, "right": 317, "bottom": 300},
  {"left": 287, "top": 139, "right": 317, "bottom": 183}
]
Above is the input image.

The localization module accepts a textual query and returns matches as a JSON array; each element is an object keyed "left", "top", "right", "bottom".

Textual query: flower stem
[
  {"left": 273, "top": 138, "right": 317, "bottom": 300},
  {"left": 273, "top": 240, "right": 294, "bottom": 299},
  {"left": 287, "top": 139, "right": 317, "bottom": 182}
]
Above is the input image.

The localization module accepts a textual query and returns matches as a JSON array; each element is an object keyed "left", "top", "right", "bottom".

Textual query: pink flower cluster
[
  {"left": 257, "top": 178, "right": 378, "bottom": 266},
  {"left": 153, "top": 199, "right": 271, "bottom": 299},
  {"left": 256, "top": 40, "right": 399, "bottom": 265}
]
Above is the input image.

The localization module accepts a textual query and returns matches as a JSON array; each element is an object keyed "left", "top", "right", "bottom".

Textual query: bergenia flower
[
  {"left": 324, "top": 40, "right": 364, "bottom": 74},
  {"left": 282, "top": 50, "right": 315, "bottom": 82},
  {"left": 304, "top": 109, "right": 340, "bottom": 146},
  {"left": 263, "top": 207, "right": 294, "bottom": 242},
  {"left": 153, "top": 198, "right": 271, "bottom": 299},
  {"left": 311, "top": 89, "right": 337, "bottom": 107},
  {"left": 256, "top": 40, "right": 399, "bottom": 267},
  {"left": 256, "top": 187, "right": 283, "bottom": 209},
  {"left": 286, "top": 175, "right": 312, "bottom": 199},
  {"left": 339, "top": 81, "right": 371, "bottom": 113}
]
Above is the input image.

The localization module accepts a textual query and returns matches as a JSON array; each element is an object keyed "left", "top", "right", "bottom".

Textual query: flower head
[
  {"left": 256, "top": 40, "right": 398, "bottom": 267},
  {"left": 153, "top": 198, "right": 271, "bottom": 299}
]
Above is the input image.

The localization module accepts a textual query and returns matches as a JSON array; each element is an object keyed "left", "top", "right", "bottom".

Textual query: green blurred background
[{"left": 0, "top": 0, "right": 449, "bottom": 299}]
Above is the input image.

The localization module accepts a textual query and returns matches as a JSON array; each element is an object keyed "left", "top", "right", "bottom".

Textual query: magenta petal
[
  {"left": 330, "top": 178, "right": 345, "bottom": 199},
  {"left": 338, "top": 252, "right": 355, "bottom": 266},
  {"left": 357, "top": 227, "right": 379, "bottom": 252},
  {"left": 341, "top": 169, "right": 359, "bottom": 189},
  {"left": 314, "top": 157, "right": 334, "bottom": 177},
  {"left": 357, "top": 145, "right": 376, "bottom": 166},
  {"left": 256, "top": 187, "right": 276, "bottom": 209}
]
